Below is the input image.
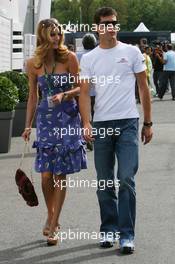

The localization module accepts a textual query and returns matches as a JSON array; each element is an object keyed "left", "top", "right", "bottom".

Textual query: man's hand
[
  {"left": 83, "top": 122, "right": 95, "bottom": 142},
  {"left": 141, "top": 126, "right": 153, "bottom": 145}
]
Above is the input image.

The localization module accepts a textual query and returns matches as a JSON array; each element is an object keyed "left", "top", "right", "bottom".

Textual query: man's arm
[
  {"left": 79, "top": 79, "right": 93, "bottom": 141},
  {"left": 135, "top": 71, "right": 153, "bottom": 144}
]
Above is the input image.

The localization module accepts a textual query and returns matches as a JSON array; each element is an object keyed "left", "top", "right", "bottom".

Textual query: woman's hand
[
  {"left": 83, "top": 122, "right": 95, "bottom": 142},
  {"left": 52, "top": 93, "right": 64, "bottom": 104},
  {"left": 22, "top": 128, "right": 32, "bottom": 142}
]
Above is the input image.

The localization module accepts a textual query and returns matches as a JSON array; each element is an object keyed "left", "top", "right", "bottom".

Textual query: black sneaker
[
  {"left": 119, "top": 239, "right": 135, "bottom": 254},
  {"left": 99, "top": 235, "right": 116, "bottom": 248},
  {"left": 100, "top": 241, "right": 113, "bottom": 248}
]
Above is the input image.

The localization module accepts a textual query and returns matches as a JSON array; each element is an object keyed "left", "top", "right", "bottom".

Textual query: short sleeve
[
  {"left": 163, "top": 52, "right": 167, "bottom": 61},
  {"left": 133, "top": 48, "right": 147, "bottom": 73},
  {"left": 79, "top": 54, "right": 92, "bottom": 80}
]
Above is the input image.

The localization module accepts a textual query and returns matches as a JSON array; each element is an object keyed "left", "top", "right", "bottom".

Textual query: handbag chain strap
[{"left": 19, "top": 141, "right": 34, "bottom": 184}]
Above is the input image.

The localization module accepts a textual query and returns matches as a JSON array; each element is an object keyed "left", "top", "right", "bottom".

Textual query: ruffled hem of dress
[
  {"left": 32, "top": 139, "right": 87, "bottom": 175},
  {"left": 32, "top": 139, "right": 86, "bottom": 154}
]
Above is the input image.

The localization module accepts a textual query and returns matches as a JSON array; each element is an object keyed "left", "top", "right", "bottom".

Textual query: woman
[{"left": 22, "top": 18, "right": 87, "bottom": 246}]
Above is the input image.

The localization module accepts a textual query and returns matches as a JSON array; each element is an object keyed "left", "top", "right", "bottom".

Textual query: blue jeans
[{"left": 93, "top": 118, "right": 139, "bottom": 240}]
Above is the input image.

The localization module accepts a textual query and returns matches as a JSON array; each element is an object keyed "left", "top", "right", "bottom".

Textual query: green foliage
[
  {"left": 52, "top": 0, "right": 80, "bottom": 24},
  {"left": 0, "top": 71, "right": 28, "bottom": 102},
  {"left": 0, "top": 76, "right": 19, "bottom": 112},
  {"left": 154, "top": 0, "right": 175, "bottom": 31},
  {"left": 51, "top": 0, "right": 175, "bottom": 31}
]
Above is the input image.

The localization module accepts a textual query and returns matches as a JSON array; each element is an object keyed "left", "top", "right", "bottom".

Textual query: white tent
[
  {"left": 171, "top": 33, "right": 175, "bottom": 43},
  {"left": 134, "top": 22, "right": 150, "bottom": 32}
]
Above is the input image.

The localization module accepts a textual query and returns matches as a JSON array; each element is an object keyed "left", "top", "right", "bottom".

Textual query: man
[
  {"left": 77, "top": 33, "right": 97, "bottom": 122},
  {"left": 143, "top": 46, "right": 153, "bottom": 86},
  {"left": 79, "top": 7, "right": 153, "bottom": 254},
  {"left": 76, "top": 33, "right": 97, "bottom": 151},
  {"left": 152, "top": 45, "right": 164, "bottom": 96},
  {"left": 160, "top": 44, "right": 175, "bottom": 100},
  {"left": 76, "top": 33, "right": 97, "bottom": 62}
]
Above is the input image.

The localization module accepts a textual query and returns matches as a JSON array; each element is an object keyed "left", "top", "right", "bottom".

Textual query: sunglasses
[
  {"left": 98, "top": 21, "right": 119, "bottom": 27},
  {"left": 50, "top": 32, "right": 63, "bottom": 37}
]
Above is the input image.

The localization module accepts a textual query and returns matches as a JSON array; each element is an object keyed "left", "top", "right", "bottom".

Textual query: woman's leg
[
  {"left": 41, "top": 172, "right": 54, "bottom": 226},
  {"left": 49, "top": 174, "right": 67, "bottom": 233}
]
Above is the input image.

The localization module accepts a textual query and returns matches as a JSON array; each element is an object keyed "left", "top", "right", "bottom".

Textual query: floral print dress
[{"left": 32, "top": 73, "right": 87, "bottom": 175}]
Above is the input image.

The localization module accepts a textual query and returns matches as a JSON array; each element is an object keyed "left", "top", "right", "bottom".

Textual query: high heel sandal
[
  {"left": 43, "top": 221, "right": 60, "bottom": 236},
  {"left": 43, "top": 226, "right": 50, "bottom": 236},
  {"left": 47, "top": 225, "right": 60, "bottom": 246},
  {"left": 43, "top": 219, "right": 51, "bottom": 236}
]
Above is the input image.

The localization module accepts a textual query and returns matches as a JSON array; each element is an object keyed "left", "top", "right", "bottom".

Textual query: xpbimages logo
[
  {"left": 58, "top": 229, "right": 120, "bottom": 243},
  {"left": 59, "top": 22, "right": 120, "bottom": 34},
  {"left": 53, "top": 126, "right": 121, "bottom": 139},
  {"left": 53, "top": 176, "right": 120, "bottom": 190},
  {"left": 52, "top": 74, "right": 121, "bottom": 87}
]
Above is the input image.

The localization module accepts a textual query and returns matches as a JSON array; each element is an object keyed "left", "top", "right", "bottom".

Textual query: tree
[
  {"left": 51, "top": 0, "right": 80, "bottom": 24},
  {"left": 126, "top": 0, "right": 141, "bottom": 31},
  {"left": 155, "top": 0, "right": 175, "bottom": 31},
  {"left": 51, "top": 0, "right": 175, "bottom": 31}
]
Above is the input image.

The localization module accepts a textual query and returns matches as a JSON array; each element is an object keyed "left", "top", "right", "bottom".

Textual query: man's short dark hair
[
  {"left": 94, "top": 7, "right": 117, "bottom": 24},
  {"left": 82, "top": 33, "right": 97, "bottom": 50},
  {"left": 167, "top": 44, "right": 173, "bottom": 50}
]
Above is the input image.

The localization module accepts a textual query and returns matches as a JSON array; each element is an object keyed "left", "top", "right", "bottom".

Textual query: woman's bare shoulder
[
  {"left": 25, "top": 58, "right": 39, "bottom": 79},
  {"left": 67, "top": 51, "right": 79, "bottom": 69},
  {"left": 26, "top": 57, "right": 39, "bottom": 75},
  {"left": 68, "top": 51, "right": 78, "bottom": 61},
  {"left": 26, "top": 57, "right": 36, "bottom": 69}
]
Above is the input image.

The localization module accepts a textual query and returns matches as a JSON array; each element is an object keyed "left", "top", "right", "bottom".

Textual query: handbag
[{"left": 15, "top": 142, "right": 39, "bottom": 207}]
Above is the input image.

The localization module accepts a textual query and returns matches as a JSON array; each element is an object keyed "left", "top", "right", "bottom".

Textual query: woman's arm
[
  {"left": 22, "top": 58, "right": 38, "bottom": 141},
  {"left": 52, "top": 52, "right": 80, "bottom": 103},
  {"left": 63, "top": 52, "right": 80, "bottom": 99},
  {"left": 25, "top": 59, "right": 38, "bottom": 127}
]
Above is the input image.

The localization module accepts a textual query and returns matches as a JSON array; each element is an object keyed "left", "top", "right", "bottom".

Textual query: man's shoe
[
  {"left": 119, "top": 239, "right": 135, "bottom": 254},
  {"left": 172, "top": 97, "right": 175, "bottom": 101},
  {"left": 100, "top": 240, "right": 113, "bottom": 248},
  {"left": 100, "top": 235, "right": 115, "bottom": 248}
]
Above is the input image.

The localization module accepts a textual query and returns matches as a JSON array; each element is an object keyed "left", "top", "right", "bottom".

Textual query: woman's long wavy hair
[{"left": 34, "top": 18, "right": 69, "bottom": 68}]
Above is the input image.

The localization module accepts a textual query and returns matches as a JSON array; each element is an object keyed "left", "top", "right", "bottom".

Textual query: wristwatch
[{"left": 143, "top": 122, "right": 153, "bottom": 127}]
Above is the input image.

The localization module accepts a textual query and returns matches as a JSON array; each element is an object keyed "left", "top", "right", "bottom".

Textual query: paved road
[{"left": 0, "top": 94, "right": 175, "bottom": 264}]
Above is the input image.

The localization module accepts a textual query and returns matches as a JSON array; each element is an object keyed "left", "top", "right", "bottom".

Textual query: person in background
[
  {"left": 152, "top": 45, "right": 164, "bottom": 96},
  {"left": 143, "top": 46, "right": 153, "bottom": 86},
  {"left": 67, "top": 44, "right": 75, "bottom": 52},
  {"left": 77, "top": 33, "right": 97, "bottom": 151},
  {"left": 144, "top": 46, "right": 156, "bottom": 97},
  {"left": 159, "top": 44, "right": 175, "bottom": 100}
]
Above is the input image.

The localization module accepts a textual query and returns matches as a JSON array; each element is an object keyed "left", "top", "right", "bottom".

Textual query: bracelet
[
  {"left": 62, "top": 92, "right": 69, "bottom": 101},
  {"left": 25, "top": 127, "right": 32, "bottom": 131}
]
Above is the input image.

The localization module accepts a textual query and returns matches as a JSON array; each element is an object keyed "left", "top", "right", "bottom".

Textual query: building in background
[{"left": 0, "top": 0, "right": 52, "bottom": 72}]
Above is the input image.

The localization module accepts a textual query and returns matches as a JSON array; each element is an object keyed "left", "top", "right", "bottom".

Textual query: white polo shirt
[{"left": 80, "top": 41, "right": 146, "bottom": 122}]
